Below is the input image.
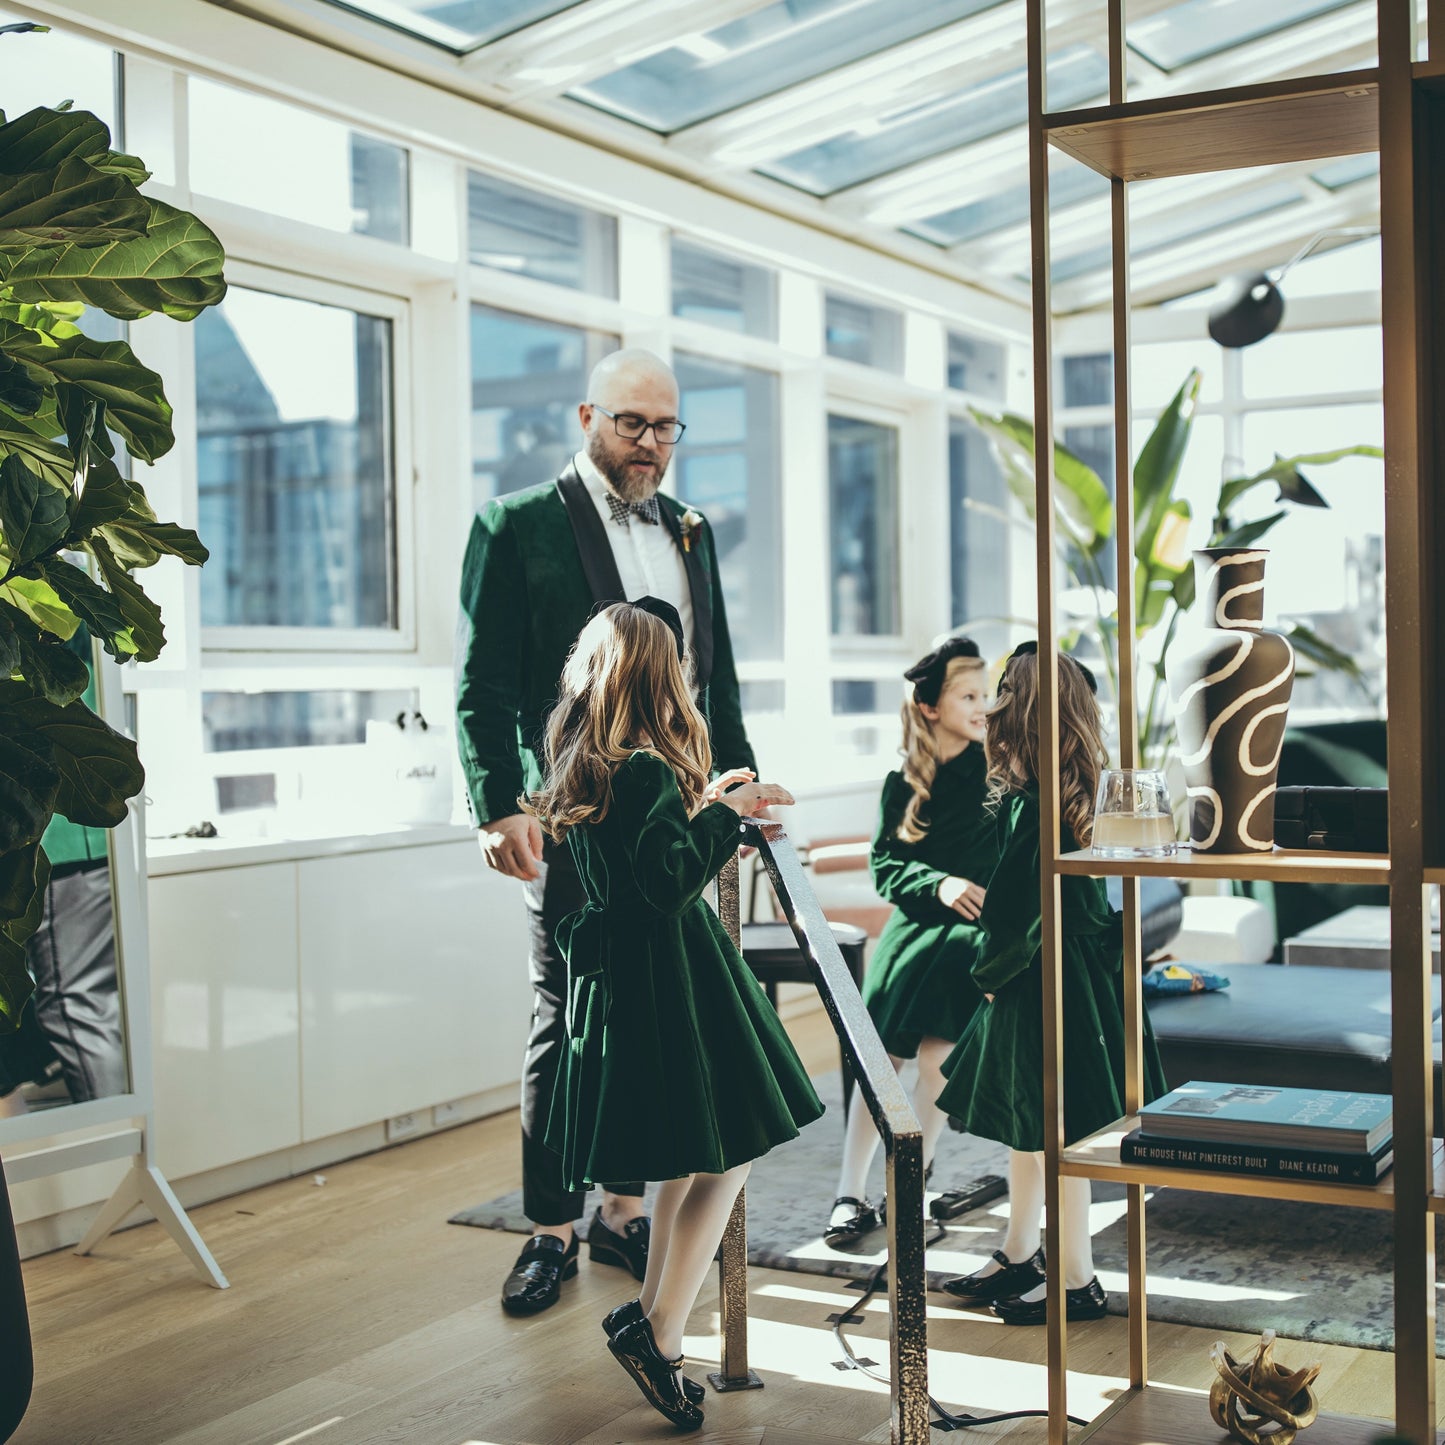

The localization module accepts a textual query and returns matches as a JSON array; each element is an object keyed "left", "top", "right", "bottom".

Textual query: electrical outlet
[
  {"left": 433, "top": 1099, "right": 463, "bottom": 1127},
  {"left": 386, "top": 1112, "right": 420, "bottom": 1142}
]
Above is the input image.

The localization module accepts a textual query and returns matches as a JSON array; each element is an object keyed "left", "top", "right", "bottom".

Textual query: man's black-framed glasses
[{"left": 592, "top": 404, "right": 686, "bottom": 445}]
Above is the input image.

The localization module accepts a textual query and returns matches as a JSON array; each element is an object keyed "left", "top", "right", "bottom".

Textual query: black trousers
[
  {"left": 0, "top": 860, "right": 126, "bottom": 1103},
  {"left": 521, "top": 840, "right": 643, "bottom": 1225}
]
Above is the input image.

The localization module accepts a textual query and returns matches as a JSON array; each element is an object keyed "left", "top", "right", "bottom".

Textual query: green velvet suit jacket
[{"left": 456, "top": 463, "right": 757, "bottom": 826}]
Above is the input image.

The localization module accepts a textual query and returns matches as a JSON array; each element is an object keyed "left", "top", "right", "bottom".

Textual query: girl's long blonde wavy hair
[
  {"left": 986, "top": 648, "right": 1107, "bottom": 847},
  {"left": 896, "top": 654, "right": 987, "bottom": 844},
  {"left": 524, "top": 602, "right": 712, "bottom": 843}
]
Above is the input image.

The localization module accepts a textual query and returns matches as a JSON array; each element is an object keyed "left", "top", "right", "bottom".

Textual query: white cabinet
[
  {"left": 148, "top": 863, "right": 302, "bottom": 1179},
  {"left": 144, "top": 835, "right": 532, "bottom": 1185},
  {"left": 297, "top": 841, "right": 531, "bottom": 1140}
]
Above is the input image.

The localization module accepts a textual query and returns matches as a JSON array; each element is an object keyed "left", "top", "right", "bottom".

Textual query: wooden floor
[{"left": 11, "top": 1010, "right": 1431, "bottom": 1445}]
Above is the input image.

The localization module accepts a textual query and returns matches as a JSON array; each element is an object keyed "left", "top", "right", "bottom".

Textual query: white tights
[
  {"left": 994, "top": 1150, "right": 1095, "bottom": 1292},
  {"left": 832, "top": 1038, "right": 953, "bottom": 1216},
  {"left": 641, "top": 1162, "right": 751, "bottom": 1361}
]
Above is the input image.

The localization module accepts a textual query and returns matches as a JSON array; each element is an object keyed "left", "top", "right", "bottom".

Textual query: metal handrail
[{"left": 711, "top": 820, "right": 931, "bottom": 1445}]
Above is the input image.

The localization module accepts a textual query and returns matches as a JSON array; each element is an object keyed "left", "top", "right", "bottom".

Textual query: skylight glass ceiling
[
  {"left": 759, "top": 45, "right": 1109, "bottom": 197},
  {"left": 1127, "top": 0, "right": 1356, "bottom": 73},
  {"left": 568, "top": 0, "right": 1004, "bottom": 135},
  {"left": 1049, "top": 180, "right": 1306, "bottom": 282},
  {"left": 1311, "top": 153, "right": 1379, "bottom": 190},
  {"left": 322, "top": 0, "right": 579, "bottom": 53},
  {"left": 906, "top": 165, "right": 1109, "bottom": 249}
]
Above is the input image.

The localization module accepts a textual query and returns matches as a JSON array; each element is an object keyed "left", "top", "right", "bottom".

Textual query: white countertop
[{"left": 145, "top": 822, "right": 477, "bottom": 875}]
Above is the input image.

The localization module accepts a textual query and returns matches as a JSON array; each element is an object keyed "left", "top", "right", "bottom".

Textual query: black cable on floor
[{"left": 827, "top": 1237, "right": 1088, "bottom": 1432}]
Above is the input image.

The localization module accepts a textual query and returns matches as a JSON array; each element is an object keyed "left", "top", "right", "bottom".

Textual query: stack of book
[{"left": 1121, "top": 1081, "right": 1394, "bottom": 1184}]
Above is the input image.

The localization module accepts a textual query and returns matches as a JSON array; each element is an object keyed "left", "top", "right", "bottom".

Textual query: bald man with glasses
[{"left": 456, "top": 347, "right": 759, "bottom": 1316}]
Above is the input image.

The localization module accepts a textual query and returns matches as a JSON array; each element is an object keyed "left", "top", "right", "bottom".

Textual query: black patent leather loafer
[
  {"left": 601, "top": 1300, "right": 705, "bottom": 1404},
  {"left": 608, "top": 1317, "right": 704, "bottom": 1431},
  {"left": 940, "top": 1247, "right": 1045, "bottom": 1307},
  {"left": 992, "top": 1275, "right": 1109, "bottom": 1326},
  {"left": 588, "top": 1206, "right": 651, "bottom": 1281},
  {"left": 500, "top": 1232, "right": 578, "bottom": 1316},
  {"left": 823, "top": 1196, "right": 879, "bottom": 1248}
]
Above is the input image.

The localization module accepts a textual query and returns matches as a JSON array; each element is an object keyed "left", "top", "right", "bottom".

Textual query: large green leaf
[
  {"left": 0, "top": 350, "right": 41, "bottom": 414},
  {"left": 0, "top": 105, "right": 111, "bottom": 174},
  {"left": 0, "top": 450, "right": 68, "bottom": 564},
  {"left": 0, "top": 708, "right": 60, "bottom": 850},
  {"left": 5, "top": 197, "right": 227, "bottom": 320},
  {"left": 3, "top": 601, "right": 87, "bottom": 701},
  {"left": 0, "top": 410, "right": 73, "bottom": 489},
  {"left": 102, "top": 514, "right": 208, "bottom": 569},
  {"left": 37, "top": 555, "right": 136, "bottom": 657},
  {"left": 0, "top": 152, "right": 148, "bottom": 249},
  {"left": 1212, "top": 510, "right": 1288, "bottom": 550},
  {"left": 967, "top": 407, "right": 1113, "bottom": 555},
  {"left": 1216, "top": 445, "right": 1382, "bottom": 515},
  {"left": 7, "top": 689, "right": 143, "bottom": 826},
  {"left": 70, "top": 455, "right": 138, "bottom": 534},
  {"left": 0, "top": 572, "right": 78, "bottom": 637},
  {"left": 0, "top": 928, "right": 33, "bottom": 1029},
  {"left": 90, "top": 534, "right": 164, "bottom": 662},
  {"left": 0, "top": 840, "right": 49, "bottom": 948},
  {"left": 1133, "top": 369, "right": 1199, "bottom": 569},
  {"left": 0, "top": 320, "right": 173, "bottom": 461}
]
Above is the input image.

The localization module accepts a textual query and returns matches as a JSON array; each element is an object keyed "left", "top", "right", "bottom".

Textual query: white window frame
[{"left": 198, "top": 260, "right": 417, "bottom": 656}]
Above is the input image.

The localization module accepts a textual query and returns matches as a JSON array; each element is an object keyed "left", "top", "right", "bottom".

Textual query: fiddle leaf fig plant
[{"left": 0, "top": 49, "right": 226, "bottom": 1027}]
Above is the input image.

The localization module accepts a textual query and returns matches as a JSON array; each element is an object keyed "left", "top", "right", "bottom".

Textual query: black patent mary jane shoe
[
  {"left": 823, "top": 1196, "right": 879, "bottom": 1249},
  {"left": 940, "top": 1247, "right": 1045, "bottom": 1308},
  {"left": 588, "top": 1206, "right": 651, "bottom": 1281},
  {"left": 608, "top": 1317, "right": 705, "bottom": 1431},
  {"left": 500, "top": 1232, "right": 579, "bottom": 1316},
  {"left": 601, "top": 1302, "right": 706, "bottom": 1404},
  {"left": 992, "top": 1275, "right": 1109, "bottom": 1327}
]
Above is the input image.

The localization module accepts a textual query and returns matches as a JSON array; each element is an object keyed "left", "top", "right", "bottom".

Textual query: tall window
[
  {"left": 195, "top": 287, "right": 397, "bottom": 631},
  {"left": 825, "top": 293, "right": 903, "bottom": 371},
  {"left": 948, "top": 417, "right": 1010, "bottom": 655},
  {"left": 470, "top": 305, "right": 619, "bottom": 509},
  {"left": 467, "top": 172, "right": 618, "bottom": 297},
  {"left": 189, "top": 79, "right": 409, "bottom": 243},
  {"left": 827, "top": 413, "right": 899, "bottom": 637},
  {"left": 671, "top": 240, "right": 777, "bottom": 339},
  {"left": 947, "top": 331, "right": 1008, "bottom": 398},
  {"left": 674, "top": 354, "right": 783, "bottom": 662}
]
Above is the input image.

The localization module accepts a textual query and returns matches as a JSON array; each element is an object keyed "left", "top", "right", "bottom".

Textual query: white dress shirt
[{"left": 574, "top": 449, "right": 695, "bottom": 650}]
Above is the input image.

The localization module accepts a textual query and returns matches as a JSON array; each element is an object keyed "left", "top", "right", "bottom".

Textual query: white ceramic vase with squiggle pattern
[{"left": 1165, "top": 547, "right": 1295, "bottom": 853}]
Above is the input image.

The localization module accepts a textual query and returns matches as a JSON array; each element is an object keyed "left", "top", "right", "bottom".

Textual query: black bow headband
[
  {"left": 585, "top": 596, "right": 687, "bottom": 661},
  {"left": 1006, "top": 639, "right": 1099, "bottom": 695},
  {"left": 903, "top": 635, "right": 981, "bottom": 706}
]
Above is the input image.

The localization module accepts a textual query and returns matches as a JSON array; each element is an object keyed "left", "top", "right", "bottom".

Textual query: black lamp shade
[{"left": 1208, "top": 271, "right": 1285, "bottom": 348}]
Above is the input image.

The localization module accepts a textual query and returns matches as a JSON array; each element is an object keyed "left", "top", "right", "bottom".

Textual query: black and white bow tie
[{"left": 605, "top": 491, "right": 660, "bottom": 527}]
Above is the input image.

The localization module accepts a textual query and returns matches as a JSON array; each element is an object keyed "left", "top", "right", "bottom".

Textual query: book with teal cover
[{"left": 1138, "top": 1081, "right": 1392, "bottom": 1152}]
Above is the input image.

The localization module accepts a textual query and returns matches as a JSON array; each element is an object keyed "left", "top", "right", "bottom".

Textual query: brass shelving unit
[{"left": 1025, "top": 3, "right": 1441, "bottom": 1442}]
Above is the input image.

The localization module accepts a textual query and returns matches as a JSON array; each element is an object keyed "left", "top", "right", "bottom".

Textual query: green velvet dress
[
  {"left": 546, "top": 752, "right": 825, "bottom": 1189},
  {"left": 938, "top": 788, "right": 1167, "bottom": 1151},
  {"left": 862, "top": 746, "right": 998, "bottom": 1058}
]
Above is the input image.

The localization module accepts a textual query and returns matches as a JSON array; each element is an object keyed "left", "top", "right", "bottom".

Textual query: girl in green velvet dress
[
  {"left": 826, "top": 638, "right": 999, "bottom": 1247},
  {"left": 935, "top": 644, "right": 1166, "bottom": 1326},
  {"left": 528, "top": 598, "right": 823, "bottom": 1431}
]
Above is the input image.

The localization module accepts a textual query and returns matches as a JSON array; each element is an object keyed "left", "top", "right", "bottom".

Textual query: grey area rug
[{"left": 451, "top": 1070, "right": 1429, "bottom": 1355}]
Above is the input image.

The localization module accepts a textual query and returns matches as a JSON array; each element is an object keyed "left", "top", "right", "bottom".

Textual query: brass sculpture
[{"left": 1210, "top": 1330, "right": 1322, "bottom": 1445}]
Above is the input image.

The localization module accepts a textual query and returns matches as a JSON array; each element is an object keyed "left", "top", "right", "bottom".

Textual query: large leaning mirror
[{"left": 0, "top": 631, "right": 133, "bottom": 1125}]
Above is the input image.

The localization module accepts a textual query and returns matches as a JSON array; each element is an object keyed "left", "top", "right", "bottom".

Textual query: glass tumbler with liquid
[{"left": 1091, "top": 768, "right": 1177, "bottom": 859}]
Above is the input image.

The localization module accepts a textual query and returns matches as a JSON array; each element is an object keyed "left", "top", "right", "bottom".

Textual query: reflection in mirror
[{"left": 0, "top": 631, "right": 131, "bottom": 1118}]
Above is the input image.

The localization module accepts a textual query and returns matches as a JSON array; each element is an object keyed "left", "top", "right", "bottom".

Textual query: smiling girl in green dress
[
  {"left": 935, "top": 643, "right": 1166, "bottom": 1325},
  {"left": 527, "top": 598, "right": 822, "bottom": 1431},
  {"left": 825, "top": 638, "right": 1000, "bottom": 1247}
]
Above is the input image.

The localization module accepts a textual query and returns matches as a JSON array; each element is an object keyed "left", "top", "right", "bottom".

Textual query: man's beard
[{"left": 587, "top": 431, "right": 666, "bottom": 503}]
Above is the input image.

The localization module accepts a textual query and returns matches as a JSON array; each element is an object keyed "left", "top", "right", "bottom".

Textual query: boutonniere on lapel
[{"left": 680, "top": 507, "right": 704, "bottom": 553}]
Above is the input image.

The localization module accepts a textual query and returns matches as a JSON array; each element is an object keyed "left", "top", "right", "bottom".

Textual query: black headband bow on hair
[
  {"left": 903, "top": 635, "right": 981, "bottom": 707},
  {"left": 585, "top": 596, "right": 687, "bottom": 662},
  {"left": 1005, "top": 639, "right": 1099, "bottom": 696}
]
